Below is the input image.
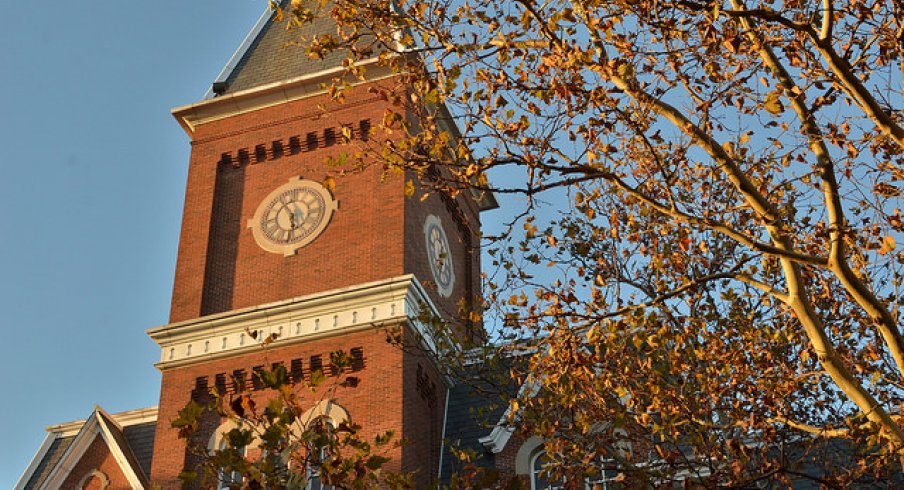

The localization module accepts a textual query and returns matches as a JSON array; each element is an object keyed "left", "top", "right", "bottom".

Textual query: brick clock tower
[{"left": 145, "top": 7, "right": 493, "bottom": 489}]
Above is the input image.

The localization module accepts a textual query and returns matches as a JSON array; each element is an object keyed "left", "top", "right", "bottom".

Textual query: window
[
  {"left": 530, "top": 451, "right": 554, "bottom": 490},
  {"left": 530, "top": 451, "right": 622, "bottom": 490},
  {"left": 209, "top": 420, "right": 249, "bottom": 490},
  {"left": 217, "top": 437, "right": 245, "bottom": 490},
  {"left": 307, "top": 417, "right": 334, "bottom": 490}
]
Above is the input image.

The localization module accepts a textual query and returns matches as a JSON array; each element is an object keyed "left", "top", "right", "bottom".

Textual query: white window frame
[
  {"left": 530, "top": 450, "right": 622, "bottom": 490},
  {"left": 209, "top": 420, "right": 251, "bottom": 490}
]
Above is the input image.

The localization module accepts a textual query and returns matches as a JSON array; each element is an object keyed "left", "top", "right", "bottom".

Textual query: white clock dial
[
  {"left": 424, "top": 215, "right": 455, "bottom": 297},
  {"left": 248, "top": 177, "right": 337, "bottom": 256}
]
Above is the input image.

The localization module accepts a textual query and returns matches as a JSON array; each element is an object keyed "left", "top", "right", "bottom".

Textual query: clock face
[
  {"left": 424, "top": 215, "right": 455, "bottom": 297},
  {"left": 248, "top": 177, "right": 337, "bottom": 256}
]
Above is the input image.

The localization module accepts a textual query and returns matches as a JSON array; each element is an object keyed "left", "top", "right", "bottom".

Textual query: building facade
[{"left": 15, "top": 5, "right": 539, "bottom": 490}]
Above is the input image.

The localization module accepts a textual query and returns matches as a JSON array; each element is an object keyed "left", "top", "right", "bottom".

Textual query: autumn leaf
[
  {"left": 878, "top": 235, "right": 896, "bottom": 255},
  {"left": 323, "top": 175, "right": 336, "bottom": 192},
  {"left": 764, "top": 92, "right": 784, "bottom": 115},
  {"left": 874, "top": 182, "right": 901, "bottom": 198}
]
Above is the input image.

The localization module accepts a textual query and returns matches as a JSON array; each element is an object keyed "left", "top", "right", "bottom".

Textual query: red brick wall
[
  {"left": 150, "top": 327, "right": 424, "bottom": 488},
  {"left": 401, "top": 330, "right": 448, "bottom": 487},
  {"left": 60, "top": 434, "right": 132, "bottom": 490},
  {"left": 149, "top": 326, "right": 453, "bottom": 488},
  {"left": 170, "top": 81, "right": 408, "bottom": 323},
  {"left": 403, "top": 172, "right": 483, "bottom": 343},
  {"left": 158, "top": 75, "right": 480, "bottom": 488}
]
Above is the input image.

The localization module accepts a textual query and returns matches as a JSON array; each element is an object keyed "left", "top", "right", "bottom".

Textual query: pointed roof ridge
[
  {"left": 203, "top": 0, "right": 376, "bottom": 99},
  {"left": 94, "top": 407, "right": 150, "bottom": 488},
  {"left": 204, "top": 4, "right": 275, "bottom": 99},
  {"left": 33, "top": 406, "right": 149, "bottom": 490}
]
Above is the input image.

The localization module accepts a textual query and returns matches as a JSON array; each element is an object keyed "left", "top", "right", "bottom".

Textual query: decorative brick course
[{"left": 155, "top": 77, "right": 479, "bottom": 489}]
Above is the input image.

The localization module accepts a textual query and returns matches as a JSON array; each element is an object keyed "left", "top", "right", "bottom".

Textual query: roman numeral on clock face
[{"left": 250, "top": 178, "right": 336, "bottom": 255}]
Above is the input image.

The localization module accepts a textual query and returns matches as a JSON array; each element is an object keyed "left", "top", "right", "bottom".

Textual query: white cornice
[
  {"left": 148, "top": 275, "right": 446, "bottom": 370},
  {"left": 46, "top": 406, "right": 159, "bottom": 438},
  {"left": 172, "top": 58, "right": 391, "bottom": 136}
]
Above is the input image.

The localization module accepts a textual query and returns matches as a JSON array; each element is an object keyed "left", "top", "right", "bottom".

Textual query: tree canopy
[{"left": 246, "top": 0, "right": 904, "bottom": 485}]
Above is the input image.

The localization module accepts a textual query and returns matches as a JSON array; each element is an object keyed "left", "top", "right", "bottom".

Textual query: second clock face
[
  {"left": 424, "top": 214, "right": 455, "bottom": 297},
  {"left": 248, "top": 177, "right": 337, "bottom": 256}
]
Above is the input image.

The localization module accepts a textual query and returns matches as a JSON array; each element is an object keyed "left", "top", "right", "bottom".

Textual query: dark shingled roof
[
  {"left": 221, "top": 11, "right": 348, "bottom": 95},
  {"left": 123, "top": 421, "right": 156, "bottom": 479},
  {"left": 218, "top": 0, "right": 386, "bottom": 96},
  {"left": 439, "top": 363, "right": 517, "bottom": 483},
  {"left": 22, "top": 436, "right": 75, "bottom": 490}
]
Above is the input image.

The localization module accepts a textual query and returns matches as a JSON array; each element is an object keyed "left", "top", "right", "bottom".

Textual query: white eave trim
[
  {"left": 148, "top": 275, "right": 448, "bottom": 370},
  {"left": 14, "top": 433, "right": 56, "bottom": 490},
  {"left": 478, "top": 379, "right": 540, "bottom": 454},
  {"left": 38, "top": 408, "right": 147, "bottom": 490},
  {"left": 46, "top": 406, "right": 159, "bottom": 438},
  {"left": 173, "top": 56, "right": 390, "bottom": 136}
]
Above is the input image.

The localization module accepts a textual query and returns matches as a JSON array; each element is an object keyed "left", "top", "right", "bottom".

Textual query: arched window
[
  {"left": 306, "top": 416, "right": 335, "bottom": 490},
  {"left": 530, "top": 451, "right": 555, "bottom": 490},
  {"left": 530, "top": 450, "right": 621, "bottom": 490},
  {"left": 216, "top": 436, "right": 246, "bottom": 489},
  {"left": 297, "top": 401, "right": 348, "bottom": 490},
  {"left": 77, "top": 469, "right": 109, "bottom": 490},
  {"left": 209, "top": 420, "right": 249, "bottom": 490}
]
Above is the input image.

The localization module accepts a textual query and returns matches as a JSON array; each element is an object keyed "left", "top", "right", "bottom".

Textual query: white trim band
[{"left": 148, "top": 275, "right": 443, "bottom": 370}]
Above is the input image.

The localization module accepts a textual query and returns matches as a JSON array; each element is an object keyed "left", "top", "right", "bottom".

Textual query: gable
[
  {"left": 59, "top": 434, "right": 131, "bottom": 489},
  {"left": 16, "top": 407, "right": 157, "bottom": 490}
]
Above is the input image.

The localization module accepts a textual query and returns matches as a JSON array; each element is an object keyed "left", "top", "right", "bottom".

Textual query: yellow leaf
[
  {"left": 404, "top": 179, "right": 415, "bottom": 198},
  {"left": 764, "top": 92, "right": 784, "bottom": 115},
  {"left": 879, "top": 235, "right": 896, "bottom": 255},
  {"left": 322, "top": 175, "right": 336, "bottom": 191},
  {"left": 269, "top": 2, "right": 284, "bottom": 22}
]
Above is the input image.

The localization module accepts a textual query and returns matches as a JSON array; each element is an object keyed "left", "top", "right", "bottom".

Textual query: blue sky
[{"left": 0, "top": 1, "right": 266, "bottom": 486}]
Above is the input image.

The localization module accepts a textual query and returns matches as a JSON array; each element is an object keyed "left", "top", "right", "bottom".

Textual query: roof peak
[{"left": 205, "top": 1, "right": 351, "bottom": 99}]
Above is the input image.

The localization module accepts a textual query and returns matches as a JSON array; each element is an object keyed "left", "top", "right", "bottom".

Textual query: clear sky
[{"left": 0, "top": 1, "right": 267, "bottom": 486}]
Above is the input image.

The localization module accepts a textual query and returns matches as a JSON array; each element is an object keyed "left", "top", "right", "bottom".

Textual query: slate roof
[
  {"left": 214, "top": 1, "right": 382, "bottom": 97},
  {"left": 21, "top": 437, "right": 74, "bottom": 490},
  {"left": 122, "top": 422, "right": 156, "bottom": 479},
  {"left": 439, "top": 361, "right": 519, "bottom": 483}
]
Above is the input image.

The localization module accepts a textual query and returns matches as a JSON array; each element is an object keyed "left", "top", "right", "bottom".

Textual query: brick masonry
[
  {"left": 152, "top": 76, "right": 478, "bottom": 488},
  {"left": 60, "top": 435, "right": 131, "bottom": 489},
  {"left": 150, "top": 326, "right": 448, "bottom": 489}
]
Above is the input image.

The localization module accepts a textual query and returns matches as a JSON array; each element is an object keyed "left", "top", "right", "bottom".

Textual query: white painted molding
[
  {"left": 148, "top": 275, "right": 447, "bottom": 370},
  {"left": 478, "top": 380, "right": 540, "bottom": 454},
  {"left": 77, "top": 469, "right": 110, "bottom": 490},
  {"left": 172, "top": 57, "right": 392, "bottom": 136},
  {"left": 14, "top": 433, "right": 55, "bottom": 490},
  {"left": 46, "top": 406, "right": 159, "bottom": 438},
  {"left": 38, "top": 408, "right": 147, "bottom": 490},
  {"left": 94, "top": 408, "right": 148, "bottom": 489},
  {"left": 478, "top": 423, "right": 515, "bottom": 455},
  {"left": 514, "top": 436, "right": 544, "bottom": 475}
]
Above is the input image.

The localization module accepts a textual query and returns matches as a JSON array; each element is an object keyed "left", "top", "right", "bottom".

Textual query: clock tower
[{"left": 145, "top": 6, "right": 493, "bottom": 488}]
